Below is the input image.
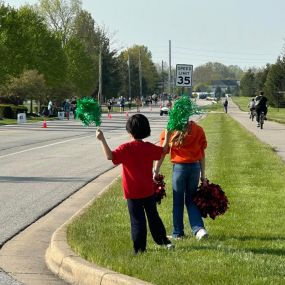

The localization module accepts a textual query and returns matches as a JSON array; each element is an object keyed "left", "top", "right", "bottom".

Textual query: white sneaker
[
  {"left": 167, "top": 234, "right": 184, "bottom": 241},
  {"left": 195, "top": 229, "right": 208, "bottom": 240},
  {"left": 165, "top": 243, "right": 175, "bottom": 250}
]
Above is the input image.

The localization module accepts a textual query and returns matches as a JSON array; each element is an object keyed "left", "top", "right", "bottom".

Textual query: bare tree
[{"left": 37, "top": 0, "right": 82, "bottom": 46}]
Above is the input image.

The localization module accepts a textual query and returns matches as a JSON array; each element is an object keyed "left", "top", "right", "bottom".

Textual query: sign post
[{"left": 176, "top": 64, "right": 193, "bottom": 97}]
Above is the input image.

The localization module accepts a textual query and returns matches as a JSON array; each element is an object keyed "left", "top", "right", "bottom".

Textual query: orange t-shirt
[{"left": 160, "top": 121, "right": 207, "bottom": 163}]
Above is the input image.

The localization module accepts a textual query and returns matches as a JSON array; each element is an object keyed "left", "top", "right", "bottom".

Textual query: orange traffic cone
[{"left": 42, "top": 119, "right": 47, "bottom": 128}]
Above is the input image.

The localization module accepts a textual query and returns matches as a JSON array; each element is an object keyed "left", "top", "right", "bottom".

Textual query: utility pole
[
  {"left": 98, "top": 46, "right": 103, "bottom": 103},
  {"left": 168, "top": 40, "right": 172, "bottom": 96},
  {"left": 139, "top": 49, "right": 142, "bottom": 99},
  {"left": 128, "top": 52, "right": 131, "bottom": 100},
  {"left": 162, "top": 60, "right": 164, "bottom": 93}
]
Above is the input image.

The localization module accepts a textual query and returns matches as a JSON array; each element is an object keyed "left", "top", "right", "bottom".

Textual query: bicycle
[{"left": 249, "top": 108, "right": 255, "bottom": 121}]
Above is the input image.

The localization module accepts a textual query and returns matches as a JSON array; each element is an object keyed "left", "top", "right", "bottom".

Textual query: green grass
[
  {"left": 0, "top": 118, "right": 17, "bottom": 125},
  {"left": 232, "top": 96, "right": 285, "bottom": 124},
  {"left": 67, "top": 113, "right": 285, "bottom": 285},
  {"left": 200, "top": 101, "right": 224, "bottom": 113},
  {"left": 0, "top": 116, "right": 56, "bottom": 125}
]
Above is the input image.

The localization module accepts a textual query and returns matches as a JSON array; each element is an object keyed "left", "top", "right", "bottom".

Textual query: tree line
[
  {"left": 1, "top": 0, "right": 284, "bottom": 110},
  {"left": 239, "top": 57, "right": 285, "bottom": 107},
  {"left": 0, "top": 0, "right": 160, "bottom": 110}
]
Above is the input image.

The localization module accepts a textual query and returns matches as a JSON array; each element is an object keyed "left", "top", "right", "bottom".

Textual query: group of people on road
[
  {"left": 96, "top": 99, "right": 208, "bottom": 254},
  {"left": 44, "top": 98, "right": 77, "bottom": 120},
  {"left": 248, "top": 91, "right": 268, "bottom": 127}
]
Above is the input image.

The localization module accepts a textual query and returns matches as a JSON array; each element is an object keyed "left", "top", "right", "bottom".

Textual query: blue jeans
[{"left": 172, "top": 162, "right": 205, "bottom": 236}]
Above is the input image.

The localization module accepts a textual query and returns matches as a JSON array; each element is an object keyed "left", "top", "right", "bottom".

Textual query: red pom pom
[
  {"left": 153, "top": 174, "right": 166, "bottom": 204},
  {"left": 192, "top": 180, "right": 229, "bottom": 219}
]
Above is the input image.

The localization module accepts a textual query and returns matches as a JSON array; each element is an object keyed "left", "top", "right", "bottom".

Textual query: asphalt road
[
  {"left": 0, "top": 108, "right": 172, "bottom": 245},
  {"left": 0, "top": 99, "right": 215, "bottom": 284},
  {"left": 0, "top": 106, "right": 172, "bottom": 284}
]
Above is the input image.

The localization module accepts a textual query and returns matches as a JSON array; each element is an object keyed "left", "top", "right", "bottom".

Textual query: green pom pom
[
  {"left": 167, "top": 96, "right": 200, "bottom": 131},
  {"left": 76, "top": 97, "right": 101, "bottom": 127}
]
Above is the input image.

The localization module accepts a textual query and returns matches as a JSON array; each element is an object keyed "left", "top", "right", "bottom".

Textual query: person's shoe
[
  {"left": 167, "top": 234, "right": 184, "bottom": 240},
  {"left": 257, "top": 123, "right": 260, "bottom": 127},
  {"left": 195, "top": 229, "right": 208, "bottom": 240},
  {"left": 166, "top": 243, "right": 175, "bottom": 250},
  {"left": 133, "top": 248, "right": 146, "bottom": 255},
  {"left": 158, "top": 242, "right": 175, "bottom": 250}
]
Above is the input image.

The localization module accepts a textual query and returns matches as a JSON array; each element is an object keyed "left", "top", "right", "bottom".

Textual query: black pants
[
  {"left": 127, "top": 195, "right": 170, "bottom": 253},
  {"left": 256, "top": 107, "right": 267, "bottom": 123}
]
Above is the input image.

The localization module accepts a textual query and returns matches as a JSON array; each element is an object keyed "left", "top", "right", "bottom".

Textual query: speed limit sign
[{"left": 176, "top": 64, "right": 193, "bottom": 87}]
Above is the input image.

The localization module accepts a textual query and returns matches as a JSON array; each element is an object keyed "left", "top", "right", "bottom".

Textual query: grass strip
[{"left": 68, "top": 113, "right": 285, "bottom": 285}]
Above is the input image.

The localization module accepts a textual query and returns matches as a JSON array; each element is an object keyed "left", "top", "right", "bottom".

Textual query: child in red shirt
[{"left": 96, "top": 114, "right": 173, "bottom": 254}]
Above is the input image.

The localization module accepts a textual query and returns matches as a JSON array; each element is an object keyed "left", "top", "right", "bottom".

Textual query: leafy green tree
[
  {"left": 0, "top": 4, "right": 67, "bottom": 88},
  {"left": 73, "top": 10, "right": 99, "bottom": 56},
  {"left": 119, "top": 45, "right": 159, "bottom": 99},
  {"left": 264, "top": 56, "right": 285, "bottom": 107},
  {"left": 193, "top": 62, "right": 243, "bottom": 85},
  {"left": 240, "top": 69, "right": 256, "bottom": 97},
  {"left": 64, "top": 37, "right": 97, "bottom": 97},
  {"left": 73, "top": 13, "right": 123, "bottom": 100},
  {"left": 215, "top": 86, "right": 222, "bottom": 100},
  {"left": 155, "top": 62, "right": 168, "bottom": 94},
  {"left": 255, "top": 64, "right": 271, "bottom": 92},
  {"left": 5, "top": 70, "right": 46, "bottom": 109}
]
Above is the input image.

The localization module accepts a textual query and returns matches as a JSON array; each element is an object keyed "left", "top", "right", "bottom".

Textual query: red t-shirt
[{"left": 112, "top": 140, "right": 163, "bottom": 199}]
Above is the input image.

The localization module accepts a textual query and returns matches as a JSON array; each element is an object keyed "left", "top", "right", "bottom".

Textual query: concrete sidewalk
[
  {"left": 0, "top": 101, "right": 284, "bottom": 285},
  {"left": 226, "top": 98, "right": 285, "bottom": 163}
]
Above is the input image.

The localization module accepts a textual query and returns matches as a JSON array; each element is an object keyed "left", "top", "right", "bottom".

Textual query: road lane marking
[{"left": 0, "top": 135, "right": 95, "bottom": 159}]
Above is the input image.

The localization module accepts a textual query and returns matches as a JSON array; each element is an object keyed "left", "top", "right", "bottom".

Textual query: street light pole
[
  {"left": 128, "top": 52, "right": 131, "bottom": 100},
  {"left": 139, "top": 49, "right": 142, "bottom": 99},
  {"left": 98, "top": 46, "right": 103, "bottom": 103},
  {"left": 168, "top": 40, "right": 172, "bottom": 95}
]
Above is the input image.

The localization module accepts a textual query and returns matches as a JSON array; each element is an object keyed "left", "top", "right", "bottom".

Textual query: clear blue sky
[{"left": 5, "top": 0, "right": 285, "bottom": 70}]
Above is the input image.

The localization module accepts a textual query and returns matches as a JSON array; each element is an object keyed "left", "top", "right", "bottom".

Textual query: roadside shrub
[{"left": 0, "top": 104, "right": 28, "bottom": 119}]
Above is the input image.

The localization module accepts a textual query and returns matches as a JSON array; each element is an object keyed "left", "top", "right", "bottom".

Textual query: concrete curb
[{"left": 45, "top": 169, "right": 152, "bottom": 285}]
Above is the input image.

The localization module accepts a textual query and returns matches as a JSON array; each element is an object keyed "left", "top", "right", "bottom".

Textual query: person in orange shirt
[{"left": 153, "top": 119, "right": 208, "bottom": 241}]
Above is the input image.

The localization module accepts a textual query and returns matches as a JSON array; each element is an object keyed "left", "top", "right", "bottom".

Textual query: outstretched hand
[{"left": 96, "top": 128, "right": 104, "bottom": 141}]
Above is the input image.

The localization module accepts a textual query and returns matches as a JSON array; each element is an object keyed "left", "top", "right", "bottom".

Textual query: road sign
[{"left": 176, "top": 64, "right": 193, "bottom": 87}]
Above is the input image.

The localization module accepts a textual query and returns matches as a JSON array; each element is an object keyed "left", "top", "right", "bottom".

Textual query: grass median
[{"left": 67, "top": 113, "right": 285, "bottom": 285}]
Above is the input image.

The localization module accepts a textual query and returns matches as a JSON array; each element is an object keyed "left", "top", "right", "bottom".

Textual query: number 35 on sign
[{"left": 176, "top": 64, "right": 193, "bottom": 87}]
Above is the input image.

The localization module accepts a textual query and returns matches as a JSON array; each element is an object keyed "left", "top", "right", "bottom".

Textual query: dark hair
[
  {"left": 260, "top": 91, "right": 264, "bottom": 95},
  {"left": 126, "top": 114, "right": 151, "bottom": 139}
]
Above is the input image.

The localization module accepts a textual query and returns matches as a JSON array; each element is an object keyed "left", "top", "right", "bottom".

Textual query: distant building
[{"left": 210, "top": 80, "right": 240, "bottom": 94}]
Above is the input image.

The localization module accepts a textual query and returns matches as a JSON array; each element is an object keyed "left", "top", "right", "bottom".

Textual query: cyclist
[
  {"left": 255, "top": 91, "right": 268, "bottom": 127},
  {"left": 248, "top": 98, "right": 256, "bottom": 119}
]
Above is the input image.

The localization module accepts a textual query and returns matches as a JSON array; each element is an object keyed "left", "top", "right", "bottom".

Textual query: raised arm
[{"left": 96, "top": 128, "right": 113, "bottom": 160}]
